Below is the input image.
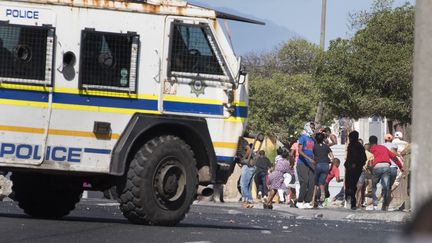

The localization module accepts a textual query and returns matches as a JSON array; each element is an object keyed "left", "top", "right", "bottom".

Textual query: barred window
[
  {"left": 0, "top": 24, "right": 54, "bottom": 85},
  {"left": 79, "top": 30, "right": 139, "bottom": 93},
  {"left": 170, "top": 24, "right": 224, "bottom": 75}
]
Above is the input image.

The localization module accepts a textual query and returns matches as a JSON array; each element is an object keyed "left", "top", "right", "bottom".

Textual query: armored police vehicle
[{"left": 0, "top": 0, "right": 263, "bottom": 225}]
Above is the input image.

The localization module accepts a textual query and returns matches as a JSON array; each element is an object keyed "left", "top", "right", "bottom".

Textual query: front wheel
[{"left": 118, "top": 135, "right": 198, "bottom": 226}]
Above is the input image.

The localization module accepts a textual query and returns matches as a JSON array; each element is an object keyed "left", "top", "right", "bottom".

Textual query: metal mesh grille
[
  {"left": 80, "top": 30, "right": 139, "bottom": 93},
  {"left": 170, "top": 24, "right": 223, "bottom": 75},
  {"left": 0, "top": 24, "right": 53, "bottom": 85}
]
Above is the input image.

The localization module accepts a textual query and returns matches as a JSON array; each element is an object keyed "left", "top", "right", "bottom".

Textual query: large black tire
[
  {"left": 118, "top": 135, "right": 198, "bottom": 226},
  {"left": 11, "top": 173, "right": 82, "bottom": 218}
]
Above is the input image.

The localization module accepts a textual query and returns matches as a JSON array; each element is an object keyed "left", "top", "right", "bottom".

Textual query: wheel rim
[{"left": 153, "top": 158, "right": 187, "bottom": 210}]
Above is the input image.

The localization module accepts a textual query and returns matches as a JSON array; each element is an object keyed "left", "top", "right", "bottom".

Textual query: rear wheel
[
  {"left": 11, "top": 173, "right": 82, "bottom": 218},
  {"left": 118, "top": 135, "right": 198, "bottom": 226}
]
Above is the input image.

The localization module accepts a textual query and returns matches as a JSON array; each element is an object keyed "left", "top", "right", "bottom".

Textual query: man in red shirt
[{"left": 369, "top": 135, "right": 403, "bottom": 211}]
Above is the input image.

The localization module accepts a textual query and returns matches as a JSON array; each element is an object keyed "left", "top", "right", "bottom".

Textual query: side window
[
  {"left": 79, "top": 30, "right": 139, "bottom": 93},
  {"left": 0, "top": 23, "right": 54, "bottom": 86},
  {"left": 170, "top": 23, "right": 224, "bottom": 75}
]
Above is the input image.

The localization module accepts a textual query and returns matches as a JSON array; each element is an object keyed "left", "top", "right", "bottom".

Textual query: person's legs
[
  {"left": 277, "top": 189, "right": 285, "bottom": 203},
  {"left": 305, "top": 167, "right": 315, "bottom": 203},
  {"left": 246, "top": 167, "right": 256, "bottom": 202},
  {"left": 254, "top": 172, "right": 261, "bottom": 198},
  {"left": 372, "top": 167, "right": 384, "bottom": 207},
  {"left": 297, "top": 163, "right": 308, "bottom": 203},
  {"left": 265, "top": 189, "right": 277, "bottom": 209},
  {"left": 356, "top": 172, "right": 365, "bottom": 208},
  {"left": 345, "top": 169, "right": 351, "bottom": 201},
  {"left": 324, "top": 183, "right": 330, "bottom": 198},
  {"left": 240, "top": 167, "right": 252, "bottom": 202},
  {"left": 314, "top": 166, "right": 321, "bottom": 203},
  {"left": 347, "top": 169, "right": 362, "bottom": 208},
  {"left": 317, "top": 164, "right": 328, "bottom": 202},
  {"left": 381, "top": 167, "right": 391, "bottom": 210},
  {"left": 388, "top": 167, "right": 398, "bottom": 206},
  {"left": 289, "top": 188, "right": 297, "bottom": 207},
  {"left": 389, "top": 167, "right": 398, "bottom": 188},
  {"left": 261, "top": 173, "right": 268, "bottom": 196}
]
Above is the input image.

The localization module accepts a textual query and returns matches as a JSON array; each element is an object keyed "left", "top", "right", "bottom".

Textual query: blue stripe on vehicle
[
  {"left": 53, "top": 93, "right": 158, "bottom": 111},
  {"left": 164, "top": 101, "right": 224, "bottom": 116},
  {"left": 0, "top": 88, "right": 48, "bottom": 102},
  {"left": 233, "top": 106, "right": 248, "bottom": 118},
  {"left": 216, "top": 156, "right": 234, "bottom": 162},
  {"left": 0, "top": 88, "right": 247, "bottom": 118},
  {"left": 83, "top": 148, "right": 112, "bottom": 154}
]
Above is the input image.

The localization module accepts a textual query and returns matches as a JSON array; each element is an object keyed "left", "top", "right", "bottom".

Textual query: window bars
[
  {"left": 170, "top": 23, "right": 224, "bottom": 76},
  {"left": 79, "top": 30, "right": 139, "bottom": 93},
  {"left": 0, "top": 23, "right": 54, "bottom": 86}
]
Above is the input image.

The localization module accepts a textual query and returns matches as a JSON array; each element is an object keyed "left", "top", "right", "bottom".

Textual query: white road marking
[
  {"left": 96, "top": 203, "right": 120, "bottom": 206},
  {"left": 184, "top": 241, "right": 211, "bottom": 243}
]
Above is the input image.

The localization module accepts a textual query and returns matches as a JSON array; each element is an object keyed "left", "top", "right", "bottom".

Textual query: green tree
[
  {"left": 317, "top": 3, "right": 414, "bottom": 123},
  {"left": 278, "top": 39, "right": 321, "bottom": 75},
  {"left": 245, "top": 39, "right": 334, "bottom": 142},
  {"left": 248, "top": 73, "right": 319, "bottom": 142}
]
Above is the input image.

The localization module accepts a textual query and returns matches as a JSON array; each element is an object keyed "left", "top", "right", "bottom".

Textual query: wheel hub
[{"left": 154, "top": 160, "right": 186, "bottom": 205}]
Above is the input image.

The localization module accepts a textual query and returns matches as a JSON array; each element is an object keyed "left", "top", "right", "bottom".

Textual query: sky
[{"left": 189, "top": 0, "right": 415, "bottom": 54}]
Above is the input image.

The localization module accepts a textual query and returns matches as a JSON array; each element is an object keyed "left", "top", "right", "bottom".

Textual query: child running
[
  {"left": 264, "top": 149, "right": 296, "bottom": 209},
  {"left": 313, "top": 132, "right": 334, "bottom": 208}
]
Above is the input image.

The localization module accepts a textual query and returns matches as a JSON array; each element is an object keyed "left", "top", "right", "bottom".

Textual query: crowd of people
[{"left": 236, "top": 122, "right": 410, "bottom": 211}]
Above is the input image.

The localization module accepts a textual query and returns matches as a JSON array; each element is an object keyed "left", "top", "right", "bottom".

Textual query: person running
[
  {"left": 264, "top": 149, "right": 295, "bottom": 209},
  {"left": 254, "top": 150, "right": 272, "bottom": 200},
  {"left": 344, "top": 131, "right": 367, "bottom": 210},
  {"left": 313, "top": 132, "right": 334, "bottom": 208},
  {"left": 297, "top": 122, "right": 316, "bottom": 209},
  {"left": 384, "top": 134, "right": 399, "bottom": 189},
  {"left": 369, "top": 135, "right": 403, "bottom": 211}
]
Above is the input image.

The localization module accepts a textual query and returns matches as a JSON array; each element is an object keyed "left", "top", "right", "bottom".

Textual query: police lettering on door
[
  {"left": 6, "top": 8, "right": 39, "bottom": 19},
  {"left": 0, "top": 143, "right": 81, "bottom": 163}
]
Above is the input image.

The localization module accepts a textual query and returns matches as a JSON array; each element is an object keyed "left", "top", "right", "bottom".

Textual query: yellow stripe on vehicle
[
  {"left": 213, "top": 142, "right": 238, "bottom": 149},
  {"left": 0, "top": 98, "right": 48, "bottom": 108},
  {"left": 0, "top": 125, "right": 121, "bottom": 139},
  {"left": 0, "top": 125, "right": 45, "bottom": 134}
]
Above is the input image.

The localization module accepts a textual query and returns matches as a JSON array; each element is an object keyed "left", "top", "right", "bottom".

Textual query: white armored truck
[{"left": 0, "top": 0, "right": 263, "bottom": 225}]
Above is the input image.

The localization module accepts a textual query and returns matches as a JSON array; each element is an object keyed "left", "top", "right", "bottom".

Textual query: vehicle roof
[
  {"left": 9, "top": 0, "right": 212, "bottom": 18},
  {"left": 9, "top": 0, "right": 265, "bottom": 25}
]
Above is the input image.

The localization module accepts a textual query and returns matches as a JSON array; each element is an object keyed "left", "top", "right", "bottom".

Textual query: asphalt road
[{"left": 0, "top": 199, "right": 404, "bottom": 243}]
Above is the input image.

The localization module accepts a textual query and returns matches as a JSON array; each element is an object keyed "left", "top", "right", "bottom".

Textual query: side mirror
[{"left": 238, "top": 68, "right": 247, "bottom": 85}]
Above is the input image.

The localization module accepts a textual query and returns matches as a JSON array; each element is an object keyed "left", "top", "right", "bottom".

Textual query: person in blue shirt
[{"left": 297, "top": 122, "right": 316, "bottom": 209}]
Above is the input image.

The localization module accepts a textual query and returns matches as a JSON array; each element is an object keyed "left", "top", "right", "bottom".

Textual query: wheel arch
[{"left": 110, "top": 114, "right": 217, "bottom": 183}]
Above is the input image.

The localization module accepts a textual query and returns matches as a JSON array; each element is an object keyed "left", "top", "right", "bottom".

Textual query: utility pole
[
  {"left": 413, "top": 0, "right": 432, "bottom": 210},
  {"left": 319, "top": 0, "right": 327, "bottom": 50},
  {"left": 314, "top": 0, "right": 326, "bottom": 128}
]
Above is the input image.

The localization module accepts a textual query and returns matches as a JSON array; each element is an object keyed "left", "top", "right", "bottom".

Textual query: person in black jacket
[
  {"left": 344, "top": 131, "right": 367, "bottom": 210},
  {"left": 254, "top": 150, "right": 272, "bottom": 199}
]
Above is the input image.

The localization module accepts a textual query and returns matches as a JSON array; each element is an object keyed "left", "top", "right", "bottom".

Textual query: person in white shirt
[{"left": 393, "top": 131, "right": 408, "bottom": 154}]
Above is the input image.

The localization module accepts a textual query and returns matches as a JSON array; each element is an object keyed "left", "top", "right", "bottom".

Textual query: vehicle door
[
  {"left": 161, "top": 17, "right": 235, "bottom": 118},
  {"left": 0, "top": 5, "right": 55, "bottom": 165}
]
